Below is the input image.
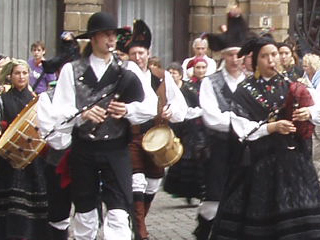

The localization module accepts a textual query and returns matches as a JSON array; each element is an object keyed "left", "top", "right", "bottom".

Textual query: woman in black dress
[
  {"left": 211, "top": 37, "right": 320, "bottom": 240},
  {"left": 164, "top": 59, "right": 208, "bottom": 203},
  {"left": 0, "top": 59, "right": 48, "bottom": 240}
]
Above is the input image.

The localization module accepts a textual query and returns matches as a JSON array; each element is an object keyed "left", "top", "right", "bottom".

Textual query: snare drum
[
  {"left": 142, "top": 124, "right": 183, "bottom": 168},
  {"left": 0, "top": 97, "right": 46, "bottom": 169}
]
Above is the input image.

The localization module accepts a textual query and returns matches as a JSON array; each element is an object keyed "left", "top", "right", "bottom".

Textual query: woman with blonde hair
[
  {"left": 0, "top": 59, "right": 48, "bottom": 240},
  {"left": 301, "top": 53, "right": 320, "bottom": 183},
  {"left": 302, "top": 53, "right": 320, "bottom": 89}
]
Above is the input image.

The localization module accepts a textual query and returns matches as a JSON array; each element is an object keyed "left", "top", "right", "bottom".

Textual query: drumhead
[
  {"left": 0, "top": 97, "right": 38, "bottom": 148},
  {"left": 142, "top": 125, "right": 172, "bottom": 152}
]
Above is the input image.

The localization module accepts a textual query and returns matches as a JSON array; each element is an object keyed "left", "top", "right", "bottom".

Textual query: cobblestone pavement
[
  {"left": 146, "top": 189, "right": 199, "bottom": 240},
  {"left": 69, "top": 188, "right": 199, "bottom": 239}
]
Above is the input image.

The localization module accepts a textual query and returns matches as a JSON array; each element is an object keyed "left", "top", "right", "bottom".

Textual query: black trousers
[
  {"left": 45, "top": 164, "right": 72, "bottom": 223},
  {"left": 68, "top": 143, "right": 133, "bottom": 213}
]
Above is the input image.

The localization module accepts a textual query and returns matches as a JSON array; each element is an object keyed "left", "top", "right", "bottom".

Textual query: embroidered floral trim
[{"left": 240, "top": 76, "right": 286, "bottom": 112}]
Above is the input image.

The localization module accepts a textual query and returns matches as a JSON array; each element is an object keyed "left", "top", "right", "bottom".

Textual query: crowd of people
[{"left": 1, "top": 6, "right": 320, "bottom": 240}]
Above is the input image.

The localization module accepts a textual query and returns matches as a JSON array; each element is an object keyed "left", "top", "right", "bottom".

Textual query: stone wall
[
  {"left": 189, "top": 0, "right": 238, "bottom": 58},
  {"left": 248, "top": 0, "right": 289, "bottom": 41},
  {"left": 189, "top": 0, "right": 290, "bottom": 56},
  {"left": 61, "top": 0, "right": 290, "bottom": 58},
  {"left": 64, "top": 0, "right": 103, "bottom": 36}
]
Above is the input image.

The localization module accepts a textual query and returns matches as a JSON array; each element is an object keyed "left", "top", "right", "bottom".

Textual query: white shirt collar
[
  {"left": 222, "top": 68, "right": 245, "bottom": 93},
  {"left": 89, "top": 54, "right": 113, "bottom": 81}
]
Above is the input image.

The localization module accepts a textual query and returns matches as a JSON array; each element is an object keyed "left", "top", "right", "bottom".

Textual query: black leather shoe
[{"left": 193, "top": 215, "right": 214, "bottom": 240}]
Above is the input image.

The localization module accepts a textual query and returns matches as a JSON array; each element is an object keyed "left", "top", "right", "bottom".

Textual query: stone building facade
[
  {"left": 189, "top": 0, "right": 289, "bottom": 41},
  {"left": 62, "top": 0, "right": 291, "bottom": 60},
  {"left": 63, "top": 0, "right": 103, "bottom": 37}
]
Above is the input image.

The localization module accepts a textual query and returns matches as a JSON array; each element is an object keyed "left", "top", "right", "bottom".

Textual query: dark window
[{"left": 291, "top": 0, "right": 320, "bottom": 56}]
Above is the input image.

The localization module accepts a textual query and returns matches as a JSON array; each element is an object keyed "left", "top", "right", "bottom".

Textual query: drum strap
[
  {"left": 130, "top": 69, "right": 169, "bottom": 135},
  {"left": 156, "top": 81, "right": 167, "bottom": 115},
  {"left": 150, "top": 68, "right": 167, "bottom": 125},
  {"left": 0, "top": 97, "right": 3, "bottom": 121},
  {"left": 0, "top": 97, "right": 3, "bottom": 132}
]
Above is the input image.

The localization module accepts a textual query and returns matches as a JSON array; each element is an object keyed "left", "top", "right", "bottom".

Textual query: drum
[
  {"left": 142, "top": 124, "right": 183, "bottom": 168},
  {"left": 0, "top": 97, "right": 46, "bottom": 169}
]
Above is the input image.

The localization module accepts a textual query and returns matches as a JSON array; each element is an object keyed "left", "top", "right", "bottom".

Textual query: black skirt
[
  {"left": 0, "top": 157, "right": 48, "bottom": 240},
  {"left": 163, "top": 155, "right": 205, "bottom": 199},
  {"left": 211, "top": 136, "right": 320, "bottom": 240},
  {"left": 163, "top": 118, "right": 209, "bottom": 199}
]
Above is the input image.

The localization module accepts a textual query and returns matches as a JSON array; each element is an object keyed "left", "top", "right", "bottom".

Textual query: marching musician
[
  {"left": 0, "top": 59, "right": 48, "bottom": 239},
  {"left": 196, "top": 8, "right": 249, "bottom": 239},
  {"left": 48, "top": 12, "right": 144, "bottom": 240},
  {"left": 210, "top": 36, "right": 320, "bottom": 239},
  {"left": 121, "top": 20, "right": 187, "bottom": 240}
]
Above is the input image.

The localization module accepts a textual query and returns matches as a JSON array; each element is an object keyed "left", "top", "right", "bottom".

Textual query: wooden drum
[{"left": 0, "top": 97, "right": 46, "bottom": 169}]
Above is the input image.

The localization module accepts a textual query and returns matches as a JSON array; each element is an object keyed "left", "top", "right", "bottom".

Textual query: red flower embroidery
[{"left": 266, "top": 85, "right": 272, "bottom": 91}]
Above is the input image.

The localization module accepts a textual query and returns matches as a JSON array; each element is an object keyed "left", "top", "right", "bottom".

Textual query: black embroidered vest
[
  {"left": 207, "top": 71, "right": 234, "bottom": 140},
  {"left": 71, "top": 58, "right": 129, "bottom": 141}
]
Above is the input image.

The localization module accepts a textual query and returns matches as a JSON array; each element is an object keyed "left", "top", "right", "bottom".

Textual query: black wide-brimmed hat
[{"left": 76, "top": 12, "right": 122, "bottom": 39}]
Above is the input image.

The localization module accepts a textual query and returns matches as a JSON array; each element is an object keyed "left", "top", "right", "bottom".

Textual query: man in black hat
[
  {"left": 120, "top": 19, "right": 187, "bottom": 240},
  {"left": 48, "top": 12, "right": 144, "bottom": 240}
]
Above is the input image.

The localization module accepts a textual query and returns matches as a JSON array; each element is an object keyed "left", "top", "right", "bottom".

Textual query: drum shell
[
  {"left": 0, "top": 97, "right": 46, "bottom": 169},
  {"left": 142, "top": 125, "right": 183, "bottom": 168}
]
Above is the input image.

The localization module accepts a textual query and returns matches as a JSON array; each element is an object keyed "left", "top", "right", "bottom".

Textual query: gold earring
[{"left": 254, "top": 67, "right": 260, "bottom": 79}]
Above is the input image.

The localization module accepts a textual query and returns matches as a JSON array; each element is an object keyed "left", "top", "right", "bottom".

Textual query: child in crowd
[{"left": 28, "top": 41, "right": 56, "bottom": 94}]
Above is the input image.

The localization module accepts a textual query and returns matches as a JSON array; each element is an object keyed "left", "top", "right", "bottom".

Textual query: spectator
[
  {"left": 278, "top": 41, "right": 304, "bottom": 82},
  {"left": 28, "top": 41, "right": 56, "bottom": 94},
  {"left": 181, "top": 38, "right": 216, "bottom": 80},
  {"left": 302, "top": 53, "right": 320, "bottom": 89},
  {"left": 302, "top": 53, "right": 320, "bottom": 182}
]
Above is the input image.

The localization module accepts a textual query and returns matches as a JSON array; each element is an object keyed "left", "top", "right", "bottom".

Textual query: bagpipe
[
  {"left": 275, "top": 68, "right": 315, "bottom": 139},
  {"left": 243, "top": 68, "right": 315, "bottom": 142}
]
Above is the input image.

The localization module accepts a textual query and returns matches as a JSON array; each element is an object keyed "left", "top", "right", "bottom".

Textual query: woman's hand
[
  {"left": 267, "top": 120, "right": 296, "bottom": 135},
  {"left": 107, "top": 100, "right": 127, "bottom": 119},
  {"left": 81, "top": 105, "right": 107, "bottom": 123},
  {"left": 292, "top": 107, "right": 311, "bottom": 122}
]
